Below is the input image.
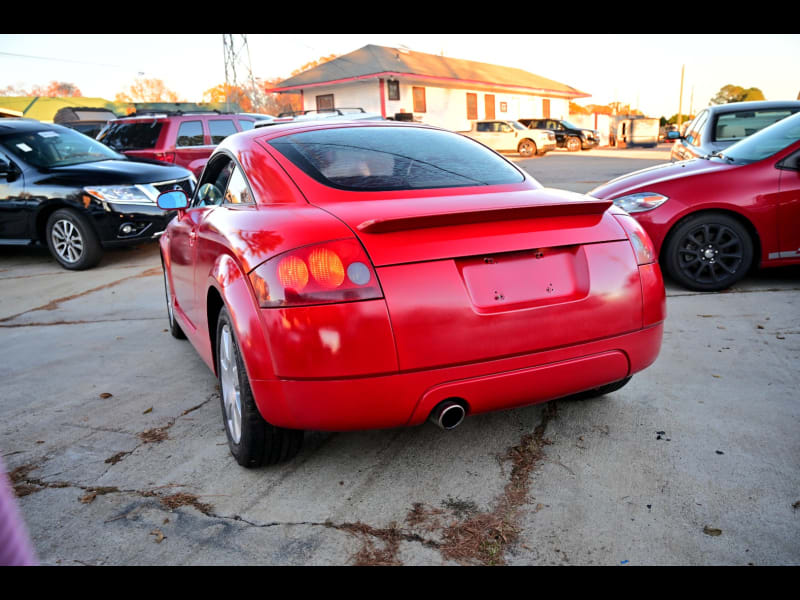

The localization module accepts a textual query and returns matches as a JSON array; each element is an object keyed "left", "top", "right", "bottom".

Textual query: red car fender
[{"left": 205, "top": 253, "right": 276, "bottom": 379}]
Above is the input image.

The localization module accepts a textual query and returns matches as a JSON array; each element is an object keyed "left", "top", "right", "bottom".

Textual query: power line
[{"left": 0, "top": 51, "right": 130, "bottom": 70}]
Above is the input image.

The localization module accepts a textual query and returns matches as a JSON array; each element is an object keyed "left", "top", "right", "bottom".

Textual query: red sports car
[
  {"left": 157, "top": 120, "right": 665, "bottom": 467},
  {"left": 590, "top": 112, "right": 800, "bottom": 291}
]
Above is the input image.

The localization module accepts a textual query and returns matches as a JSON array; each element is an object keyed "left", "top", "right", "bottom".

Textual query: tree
[
  {"left": 1, "top": 81, "right": 82, "bottom": 97},
  {"left": 290, "top": 54, "right": 338, "bottom": 77},
  {"left": 115, "top": 77, "right": 182, "bottom": 103},
  {"left": 710, "top": 84, "right": 765, "bottom": 105},
  {"left": 569, "top": 102, "right": 590, "bottom": 115},
  {"left": 203, "top": 83, "right": 253, "bottom": 112}
]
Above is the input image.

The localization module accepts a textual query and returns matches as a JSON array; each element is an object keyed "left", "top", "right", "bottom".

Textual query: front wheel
[
  {"left": 161, "top": 258, "right": 185, "bottom": 339},
  {"left": 663, "top": 213, "right": 753, "bottom": 291},
  {"left": 216, "top": 307, "right": 303, "bottom": 467},
  {"left": 566, "top": 136, "right": 581, "bottom": 152},
  {"left": 518, "top": 139, "right": 537, "bottom": 157},
  {"left": 45, "top": 208, "right": 103, "bottom": 270}
]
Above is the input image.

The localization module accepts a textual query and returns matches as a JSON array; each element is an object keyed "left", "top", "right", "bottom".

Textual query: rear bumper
[{"left": 250, "top": 323, "right": 663, "bottom": 432}]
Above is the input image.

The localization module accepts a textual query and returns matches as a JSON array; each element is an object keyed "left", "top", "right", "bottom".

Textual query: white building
[{"left": 269, "top": 45, "right": 591, "bottom": 132}]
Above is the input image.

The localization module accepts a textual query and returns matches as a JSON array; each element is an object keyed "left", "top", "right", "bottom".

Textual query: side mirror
[
  {"left": 0, "top": 157, "right": 20, "bottom": 181},
  {"left": 157, "top": 189, "right": 189, "bottom": 211},
  {"left": 666, "top": 131, "right": 682, "bottom": 140}
]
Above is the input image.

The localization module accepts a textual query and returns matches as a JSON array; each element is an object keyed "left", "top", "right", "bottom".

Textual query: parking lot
[{"left": 2, "top": 147, "right": 799, "bottom": 565}]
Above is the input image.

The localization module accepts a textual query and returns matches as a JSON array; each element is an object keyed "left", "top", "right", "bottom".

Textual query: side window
[
  {"left": 686, "top": 110, "right": 707, "bottom": 145},
  {"left": 192, "top": 157, "right": 234, "bottom": 208},
  {"left": 238, "top": 118, "right": 255, "bottom": 131},
  {"left": 499, "top": 123, "right": 513, "bottom": 133},
  {"left": 176, "top": 121, "right": 204, "bottom": 147},
  {"left": 209, "top": 119, "right": 238, "bottom": 144},
  {"left": 224, "top": 166, "right": 254, "bottom": 205},
  {"left": 476, "top": 122, "right": 491, "bottom": 133}
]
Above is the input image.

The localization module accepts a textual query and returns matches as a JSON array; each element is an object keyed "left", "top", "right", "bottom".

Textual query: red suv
[{"left": 97, "top": 111, "right": 258, "bottom": 178}]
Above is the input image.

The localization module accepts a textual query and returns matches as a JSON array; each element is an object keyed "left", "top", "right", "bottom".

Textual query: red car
[
  {"left": 156, "top": 120, "right": 666, "bottom": 467},
  {"left": 589, "top": 112, "right": 800, "bottom": 291},
  {"left": 98, "top": 111, "right": 260, "bottom": 178}
]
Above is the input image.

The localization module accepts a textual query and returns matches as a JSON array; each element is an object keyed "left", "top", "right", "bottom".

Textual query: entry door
[
  {"left": 485, "top": 95, "right": 495, "bottom": 120},
  {"left": 777, "top": 150, "right": 800, "bottom": 259}
]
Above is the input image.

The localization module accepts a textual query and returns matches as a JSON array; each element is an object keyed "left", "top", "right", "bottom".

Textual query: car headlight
[
  {"left": 612, "top": 192, "right": 669, "bottom": 213},
  {"left": 84, "top": 185, "right": 156, "bottom": 204}
]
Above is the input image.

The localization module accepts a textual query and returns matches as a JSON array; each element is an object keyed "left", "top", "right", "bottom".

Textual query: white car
[{"left": 462, "top": 120, "right": 556, "bottom": 157}]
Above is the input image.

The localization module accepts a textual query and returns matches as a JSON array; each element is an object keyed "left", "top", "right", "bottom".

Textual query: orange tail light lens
[
  {"left": 249, "top": 239, "right": 383, "bottom": 307},
  {"left": 308, "top": 247, "right": 345, "bottom": 288}
]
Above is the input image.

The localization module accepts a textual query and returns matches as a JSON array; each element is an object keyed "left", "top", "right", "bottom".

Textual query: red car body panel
[
  {"left": 161, "top": 121, "right": 666, "bottom": 432},
  {"left": 589, "top": 139, "right": 800, "bottom": 269}
]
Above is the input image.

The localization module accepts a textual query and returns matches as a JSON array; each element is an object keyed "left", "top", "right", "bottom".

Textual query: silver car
[{"left": 669, "top": 100, "right": 800, "bottom": 162}]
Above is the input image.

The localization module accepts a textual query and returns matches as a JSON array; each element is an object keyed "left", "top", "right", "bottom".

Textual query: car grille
[{"left": 153, "top": 177, "right": 194, "bottom": 197}]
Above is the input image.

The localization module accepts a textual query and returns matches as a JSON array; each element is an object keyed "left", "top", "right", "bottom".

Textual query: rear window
[
  {"left": 98, "top": 120, "right": 163, "bottom": 151},
  {"left": 714, "top": 108, "right": 800, "bottom": 142},
  {"left": 268, "top": 126, "right": 524, "bottom": 192}
]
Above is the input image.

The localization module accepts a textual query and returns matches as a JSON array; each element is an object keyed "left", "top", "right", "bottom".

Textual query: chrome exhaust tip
[{"left": 429, "top": 399, "right": 467, "bottom": 430}]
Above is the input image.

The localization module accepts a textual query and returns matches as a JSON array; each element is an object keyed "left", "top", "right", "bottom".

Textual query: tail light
[
  {"left": 614, "top": 214, "right": 657, "bottom": 265},
  {"left": 154, "top": 152, "right": 176, "bottom": 164},
  {"left": 249, "top": 239, "right": 383, "bottom": 307}
]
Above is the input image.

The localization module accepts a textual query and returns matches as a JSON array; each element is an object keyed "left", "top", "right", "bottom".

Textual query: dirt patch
[
  {"left": 159, "top": 492, "right": 214, "bottom": 515},
  {"left": 138, "top": 426, "right": 170, "bottom": 444}
]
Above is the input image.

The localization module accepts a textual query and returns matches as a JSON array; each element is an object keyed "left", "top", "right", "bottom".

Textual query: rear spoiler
[{"left": 356, "top": 199, "right": 613, "bottom": 234}]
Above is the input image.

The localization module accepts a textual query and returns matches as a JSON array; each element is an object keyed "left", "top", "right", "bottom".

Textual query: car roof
[
  {"left": 0, "top": 118, "right": 64, "bottom": 135},
  {"left": 706, "top": 100, "right": 800, "bottom": 114}
]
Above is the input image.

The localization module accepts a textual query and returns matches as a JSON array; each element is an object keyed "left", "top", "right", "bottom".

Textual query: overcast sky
[{"left": 2, "top": 34, "right": 798, "bottom": 119}]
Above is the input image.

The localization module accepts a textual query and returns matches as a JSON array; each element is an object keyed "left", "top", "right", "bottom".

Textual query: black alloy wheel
[{"left": 664, "top": 213, "right": 753, "bottom": 292}]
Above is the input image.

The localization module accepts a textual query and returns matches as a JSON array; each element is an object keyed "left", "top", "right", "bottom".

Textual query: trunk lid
[{"left": 316, "top": 187, "right": 645, "bottom": 370}]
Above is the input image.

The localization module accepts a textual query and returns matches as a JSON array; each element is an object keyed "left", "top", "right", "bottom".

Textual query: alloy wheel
[
  {"left": 219, "top": 324, "right": 243, "bottom": 444},
  {"left": 50, "top": 218, "right": 84, "bottom": 264},
  {"left": 675, "top": 222, "right": 745, "bottom": 287}
]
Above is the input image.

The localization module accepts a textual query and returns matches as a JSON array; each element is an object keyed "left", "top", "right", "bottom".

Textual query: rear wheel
[
  {"left": 45, "top": 208, "right": 103, "bottom": 270},
  {"left": 216, "top": 307, "right": 303, "bottom": 467},
  {"left": 518, "top": 139, "right": 537, "bottom": 157},
  {"left": 663, "top": 213, "right": 753, "bottom": 291}
]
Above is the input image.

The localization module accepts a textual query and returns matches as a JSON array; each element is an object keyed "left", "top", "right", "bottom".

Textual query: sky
[{"left": 2, "top": 34, "right": 799, "bottom": 119}]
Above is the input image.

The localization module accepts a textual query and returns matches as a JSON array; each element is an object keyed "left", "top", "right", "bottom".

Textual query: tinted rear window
[
  {"left": 98, "top": 121, "right": 163, "bottom": 151},
  {"left": 268, "top": 126, "right": 524, "bottom": 192}
]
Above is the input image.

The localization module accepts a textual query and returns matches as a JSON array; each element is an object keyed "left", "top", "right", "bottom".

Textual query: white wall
[{"left": 300, "top": 80, "right": 572, "bottom": 132}]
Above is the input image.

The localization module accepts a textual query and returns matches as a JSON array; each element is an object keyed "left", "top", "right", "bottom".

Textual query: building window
[
  {"left": 500, "top": 102, "right": 507, "bottom": 113},
  {"left": 387, "top": 80, "right": 400, "bottom": 101},
  {"left": 413, "top": 87, "right": 426, "bottom": 113},
  {"left": 466, "top": 93, "right": 477, "bottom": 120},
  {"left": 316, "top": 94, "right": 335, "bottom": 112}
]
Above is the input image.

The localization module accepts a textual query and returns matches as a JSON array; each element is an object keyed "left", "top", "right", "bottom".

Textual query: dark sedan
[{"left": 0, "top": 119, "right": 195, "bottom": 269}]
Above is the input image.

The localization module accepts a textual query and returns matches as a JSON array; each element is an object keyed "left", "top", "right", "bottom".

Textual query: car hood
[
  {"left": 588, "top": 157, "right": 733, "bottom": 199},
  {"left": 44, "top": 159, "right": 192, "bottom": 186}
]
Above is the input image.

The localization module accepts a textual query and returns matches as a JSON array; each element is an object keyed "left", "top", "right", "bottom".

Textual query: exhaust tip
[{"left": 429, "top": 399, "right": 467, "bottom": 430}]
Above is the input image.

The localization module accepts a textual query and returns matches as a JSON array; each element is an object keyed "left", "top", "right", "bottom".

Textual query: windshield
[
  {"left": 561, "top": 120, "right": 581, "bottom": 130},
  {"left": 510, "top": 121, "right": 527, "bottom": 131},
  {"left": 269, "top": 126, "right": 525, "bottom": 192},
  {"left": 719, "top": 112, "right": 800, "bottom": 163},
  {"left": 0, "top": 127, "right": 123, "bottom": 168}
]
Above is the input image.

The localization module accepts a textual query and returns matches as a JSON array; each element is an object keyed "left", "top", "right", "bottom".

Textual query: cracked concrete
[{"left": 2, "top": 152, "right": 799, "bottom": 565}]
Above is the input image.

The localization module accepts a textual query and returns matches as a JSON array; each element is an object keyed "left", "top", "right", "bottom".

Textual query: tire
[
  {"left": 45, "top": 208, "right": 103, "bottom": 270},
  {"left": 568, "top": 377, "right": 632, "bottom": 401},
  {"left": 216, "top": 307, "right": 303, "bottom": 467},
  {"left": 161, "top": 258, "right": 185, "bottom": 339},
  {"left": 566, "top": 136, "right": 581, "bottom": 152},
  {"left": 518, "top": 139, "right": 537, "bottom": 157},
  {"left": 663, "top": 212, "right": 753, "bottom": 292}
]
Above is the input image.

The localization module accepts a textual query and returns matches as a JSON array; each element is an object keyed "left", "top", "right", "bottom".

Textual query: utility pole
[
  {"left": 222, "top": 34, "right": 261, "bottom": 113},
  {"left": 677, "top": 64, "right": 685, "bottom": 130}
]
